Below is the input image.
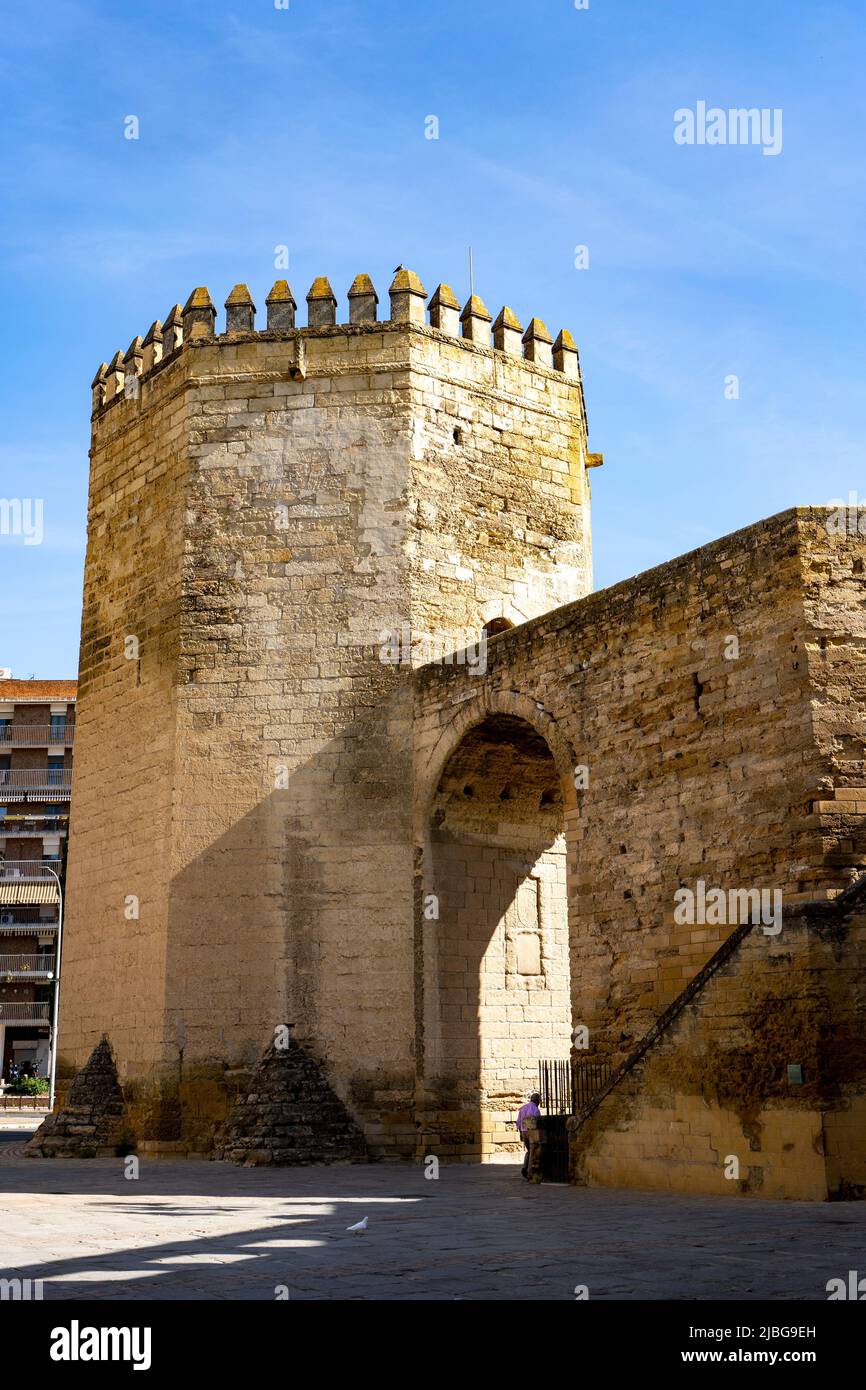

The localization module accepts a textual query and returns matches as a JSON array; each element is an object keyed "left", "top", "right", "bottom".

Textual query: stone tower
[{"left": 59, "top": 268, "right": 595, "bottom": 1152}]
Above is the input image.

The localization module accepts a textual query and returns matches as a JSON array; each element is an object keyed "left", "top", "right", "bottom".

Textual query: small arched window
[{"left": 483, "top": 617, "right": 514, "bottom": 639}]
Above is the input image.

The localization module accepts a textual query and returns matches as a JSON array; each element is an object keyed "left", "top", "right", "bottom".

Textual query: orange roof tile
[{"left": 0, "top": 680, "right": 77, "bottom": 701}]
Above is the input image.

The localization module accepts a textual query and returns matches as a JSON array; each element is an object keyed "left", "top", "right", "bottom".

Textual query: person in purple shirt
[{"left": 516, "top": 1092, "right": 541, "bottom": 1179}]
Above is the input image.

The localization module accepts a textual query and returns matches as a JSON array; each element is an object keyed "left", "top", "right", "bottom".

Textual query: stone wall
[
  {"left": 57, "top": 349, "right": 186, "bottom": 1125},
  {"left": 567, "top": 883, "right": 866, "bottom": 1200},
  {"left": 414, "top": 511, "right": 866, "bottom": 1094}
]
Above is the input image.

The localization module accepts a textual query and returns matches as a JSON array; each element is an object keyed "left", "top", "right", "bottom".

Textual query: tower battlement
[{"left": 90, "top": 267, "right": 589, "bottom": 426}]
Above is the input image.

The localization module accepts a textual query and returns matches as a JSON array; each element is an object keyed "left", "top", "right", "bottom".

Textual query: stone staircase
[{"left": 567, "top": 877, "right": 866, "bottom": 1199}]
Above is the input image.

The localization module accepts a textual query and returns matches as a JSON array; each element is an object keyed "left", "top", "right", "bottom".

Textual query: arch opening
[{"left": 421, "top": 714, "right": 572, "bottom": 1161}]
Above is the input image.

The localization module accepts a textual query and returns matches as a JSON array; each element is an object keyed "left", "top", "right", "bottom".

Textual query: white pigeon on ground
[{"left": 346, "top": 1216, "right": 368, "bottom": 1234}]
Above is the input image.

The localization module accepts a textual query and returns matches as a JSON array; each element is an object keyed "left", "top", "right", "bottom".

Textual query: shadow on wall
[
  {"left": 131, "top": 680, "right": 418, "bottom": 1154},
  {"left": 59, "top": 684, "right": 582, "bottom": 1162}
]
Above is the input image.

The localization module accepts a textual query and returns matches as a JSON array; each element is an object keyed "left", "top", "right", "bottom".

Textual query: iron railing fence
[
  {"left": 0, "top": 955, "right": 55, "bottom": 975},
  {"left": 572, "top": 1058, "right": 613, "bottom": 1112},
  {"left": 0, "top": 921, "right": 58, "bottom": 933},
  {"left": 537, "top": 1057, "right": 612, "bottom": 1116},
  {"left": 0, "top": 1002, "right": 50, "bottom": 1021},
  {"left": 0, "top": 726, "right": 74, "bottom": 747},
  {"left": 0, "top": 862, "right": 61, "bottom": 881},
  {"left": 0, "top": 820, "right": 67, "bottom": 836},
  {"left": 0, "top": 770, "right": 72, "bottom": 789},
  {"left": 538, "top": 1058, "right": 572, "bottom": 1115}
]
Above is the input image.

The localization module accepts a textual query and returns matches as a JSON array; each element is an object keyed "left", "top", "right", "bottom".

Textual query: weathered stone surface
[
  {"left": 213, "top": 1038, "right": 367, "bottom": 1165},
  {"left": 59, "top": 278, "right": 590, "bottom": 1160},
  {"left": 567, "top": 880, "right": 866, "bottom": 1200},
  {"left": 53, "top": 266, "right": 866, "bottom": 1196},
  {"left": 26, "top": 1036, "right": 129, "bottom": 1158},
  {"left": 413, "top": 511, "right": 866, "bottom": 1177}
]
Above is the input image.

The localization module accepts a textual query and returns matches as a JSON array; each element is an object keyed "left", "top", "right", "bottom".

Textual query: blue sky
[{"left": 1, "top": 0, "right": 864, "bottom": 676}]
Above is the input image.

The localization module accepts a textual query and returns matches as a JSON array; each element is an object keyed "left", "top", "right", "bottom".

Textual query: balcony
[
  {"left": 0, "top": 862, "right": 60, "bottom": 881},
  {"left": 0, "top": 725, "right": 74, "bottom": 748},
  {"left": 0, "top": 769, "right": 72, "bottom": 802},
  {"left": 0, "top": 920, "right": 58, "bottom": 935},
  {"left": 0, "top": 955, "right": 55, "bottom": 977},
  {"left": 0, "top": 1002, "right": 50, "bottom": 1021},
  {"left": 0, "top": 817, "right": 67, "bottom": 837},
  {"left": 0, "top": 863, "right": 61, "bottom": 907}
]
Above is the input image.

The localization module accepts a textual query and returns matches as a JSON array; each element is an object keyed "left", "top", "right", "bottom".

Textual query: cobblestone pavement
[{"left": 1, "top": 1121, "right": 863, "bottom": 1301}]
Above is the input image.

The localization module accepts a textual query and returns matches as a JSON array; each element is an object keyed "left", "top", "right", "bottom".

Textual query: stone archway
[{"left": 415, "top": 697, "right": 577, "bottom": 1160}]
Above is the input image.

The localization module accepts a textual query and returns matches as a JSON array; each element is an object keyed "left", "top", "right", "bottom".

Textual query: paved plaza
[{"left": 1, "top": 1116, "right": 863, "bottom": 1301}]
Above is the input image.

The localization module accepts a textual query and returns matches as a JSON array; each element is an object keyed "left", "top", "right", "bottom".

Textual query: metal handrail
[
  {"left": 0, "top": 726, "right": 74, "bottom": 746},
  {"left": 0, "top": 862, "right": 61, "bottom": 880},
  {"left": 0, "top": 955, "right": 55, "bottom": 974},
  {"left": 0, "top": 770, "right": 72, "bottom": 788},
  {"left": 0, "top": 921, "right": 58, "bottom": 933},
  {"left": 537, "top": 1057, "right": 613, "bottom": 1116},
  {"left": 0, "top": 822, "right": 67, "bottom": 836},
  {"left": 0, "top": 1002, "right": 51, "bottom": 1020}
]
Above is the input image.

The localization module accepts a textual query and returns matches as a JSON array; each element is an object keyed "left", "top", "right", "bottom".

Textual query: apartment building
[{"left": 0, "top": 674, "right": 75, "bottom": 1085}]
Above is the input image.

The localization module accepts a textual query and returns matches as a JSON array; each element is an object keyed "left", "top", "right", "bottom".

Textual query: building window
[
  {"left": 49, "top": 715, "right": 67, "bottom": 741},
  {"left": 47, "top": 757, "right": 64, "bottom": 786}
]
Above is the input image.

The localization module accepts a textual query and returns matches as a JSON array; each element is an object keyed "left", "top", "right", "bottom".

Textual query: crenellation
[
  {"left": 265, "top": 279, "right": 297, "bottom": 333},
  {"left": 347, "top": 273, "right": 378, "bottom": 324},
  {"left": 428, "top": 283, "right": 460, "bottom": 335},
  {"left": 493, "top": 305, "right": 523, "bottom": 357},
  {"left": 91, "top": 362, "right": 107, "bottom": 412},
  {"left": 306, "top": 275, "right": 337, "bottom": 329},
  {"left": 224, "top": 283, "right": 256, "bottom": 335},
  {"left": 460, "top": 294, "right": 492, "bottom": 347},
  {"left": 389, "top": 267, "right": 426, "bottom": 324},
  {"left": 104, "top": 350, "right": 125, "bottom": 401},
  {"left": 162, "top": 304, "right": 184, "bottom": 354},
  {"left": 123, "top": 335, "right": 143, "bottom": 380},
  {"left": 141, "top": 320, "right": 163, "bottom": 374},
  {"left": 89, "top": 269, "right": 589, "bottom": 429},
  {"left": 523, "top": 317, "right": 554, "bottom": 368},
  {"left": 182, "top": 286, "right": 216, "bottom": 342},
  {"left": 553, "top": 328, "right": 579, "bottom": 378}
]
